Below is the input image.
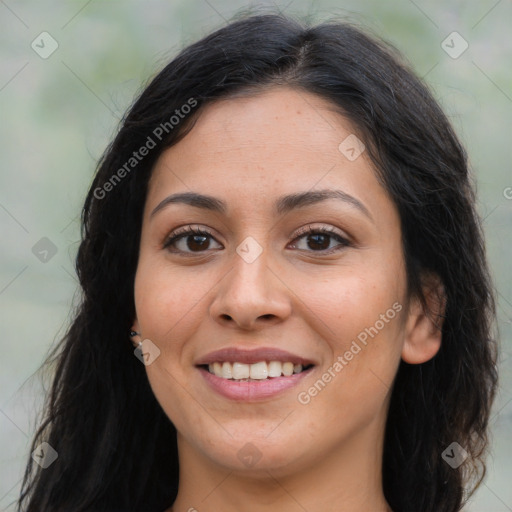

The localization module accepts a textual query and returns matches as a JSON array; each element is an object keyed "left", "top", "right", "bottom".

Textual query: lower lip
[{"left": 198, "top": 366, "right": 314, "bottom": 401}]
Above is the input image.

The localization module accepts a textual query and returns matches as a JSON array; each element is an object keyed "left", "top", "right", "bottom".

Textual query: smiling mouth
[{"left": 200, "top": 361, "right": 315, "bottom": 381}]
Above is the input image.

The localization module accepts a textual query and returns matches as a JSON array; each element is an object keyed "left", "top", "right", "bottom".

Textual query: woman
[{"left": 18, "top": 12, "right": 498, "bottom": 512}]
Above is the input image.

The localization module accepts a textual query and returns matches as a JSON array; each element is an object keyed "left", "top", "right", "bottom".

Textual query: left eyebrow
[
  {"left": 150, "top": 189, "right": 373, "bottom": 222},
  {"left": 274, "top": 189, "right": 372, "bottom": 220}
]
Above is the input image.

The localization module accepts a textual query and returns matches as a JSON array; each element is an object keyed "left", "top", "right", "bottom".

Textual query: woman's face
[{"left": 133, "top": 87, "right": 435, "bottom": 477}]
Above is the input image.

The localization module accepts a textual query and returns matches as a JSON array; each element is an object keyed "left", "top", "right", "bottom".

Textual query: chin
[{"left": 198, "top": 434, "right": 308, "bottom": 474}]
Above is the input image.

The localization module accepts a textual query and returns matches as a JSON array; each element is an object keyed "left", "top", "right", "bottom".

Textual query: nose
[{"left": 209, "top": 247, "right": 292, "bottom": 331}]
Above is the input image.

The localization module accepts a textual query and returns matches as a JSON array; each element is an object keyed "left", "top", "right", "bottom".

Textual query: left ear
[
  {"left": 402, "top": 273, "right": 446, "bottom": 364},
  {"left": 131, "top": 318, "right": 141, "bottom": 334},
  {"left": 130, "top": 318, "right": 141, "bottom": 348}
]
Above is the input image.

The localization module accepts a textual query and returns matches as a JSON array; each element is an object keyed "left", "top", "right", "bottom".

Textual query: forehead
[
  {"left": 146, "top": 87, "right": 392, "bottom": 221},
  {"left": 154, "top": 87, "right": 355, "bottom": 169}
]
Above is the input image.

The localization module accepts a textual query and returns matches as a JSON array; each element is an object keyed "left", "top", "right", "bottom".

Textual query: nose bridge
[
  {"left": 209, "top": 235, "right": 291, "bottom": 329},
  {"left": 231, "top": 237, "right": 271, "bottom": 297}
]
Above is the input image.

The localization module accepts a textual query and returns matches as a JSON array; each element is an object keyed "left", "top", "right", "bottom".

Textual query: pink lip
[
  {"left": 198, "top": 366, "right": 314, "bottom": 401},
  {"left": 195, "top": 347, "right": 316, "bottom": 366}
]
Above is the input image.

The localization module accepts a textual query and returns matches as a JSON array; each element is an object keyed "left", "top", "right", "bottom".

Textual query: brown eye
[
  {"left": 164, "top": 227, "right": 222, "bottom": 253},
  {"left": 290, "top": 226, "right": 351, "bottom": 253},
  {"left": 164, "top": 225, "right": 351, "bottom": 256}
]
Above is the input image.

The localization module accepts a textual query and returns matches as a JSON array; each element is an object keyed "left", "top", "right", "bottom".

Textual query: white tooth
[
  {"left": 221, "top": 362, "right": 232, "bottom": 379},
  {"left": 282, "top": 362, "right": 294, "bottom": 376},
  {"left": 232, "top": 362, "right": 250, "bottom": 379},
  {"left": 213, "top": 362, "right": 223, "bottom": 377},
  {"left": 268, "top": 361, "right": 283, "bottom": 377},
  {"left": 208, "top": 363, "right": 214, "bottom": 374},
  {"left": 250, "top": 361, "right": 268, "bottom": 380},
  {"left": 293, "top": 364, "right": 303, "bottom": 374}
]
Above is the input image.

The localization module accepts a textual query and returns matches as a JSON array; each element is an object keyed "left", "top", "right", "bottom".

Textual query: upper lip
[{"left": 195, "top": 347, "right": 317, "bottom": 366}]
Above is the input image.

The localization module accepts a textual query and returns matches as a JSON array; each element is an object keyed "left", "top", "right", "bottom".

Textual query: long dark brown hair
[{"left": 18, "top": 12, "right": 498, "bottom": 512}]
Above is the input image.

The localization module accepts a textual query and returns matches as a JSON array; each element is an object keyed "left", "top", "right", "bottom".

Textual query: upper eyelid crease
[
  {"left": 163, "top": 225, "right": 351, "bottom": 253},
  {"left": 150, "top": 189, "right": 373, "bottom": 222}
]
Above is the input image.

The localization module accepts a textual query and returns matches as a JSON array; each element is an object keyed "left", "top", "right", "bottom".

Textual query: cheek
[
  {"left": 134, "top": 258, "right": 208, "bottom": 338},
  {"left": 297, "top": 264, "right": 405, "bottom": 404},
  {"left": 134, "top": 260, "right": 210, "bottom": 428},
  {"left": 300, "top": 263, "right": 404, "bottom": 347}
]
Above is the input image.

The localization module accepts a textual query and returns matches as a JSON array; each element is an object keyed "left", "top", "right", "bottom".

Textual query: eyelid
[
  {"left": 162, "top": 225, "right": 220, "bottom": 248},
  {"left": 292, "top": 223, "right": 350, "bottom": 242},
  {"left": 163, "top": 222, "right": 353, "bottom": 255},
  {"left": 165, "top": 223, "right": 349, "bottom": 241}
]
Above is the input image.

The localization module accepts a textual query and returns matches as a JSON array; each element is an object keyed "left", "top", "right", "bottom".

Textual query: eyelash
[{"left": 163, "top": 224, "right": 352, "bottom": 255}]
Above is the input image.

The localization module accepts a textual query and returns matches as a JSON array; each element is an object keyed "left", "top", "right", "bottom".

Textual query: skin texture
[{"left": 131, "top": 87, "right": 443, "bottom": 512}]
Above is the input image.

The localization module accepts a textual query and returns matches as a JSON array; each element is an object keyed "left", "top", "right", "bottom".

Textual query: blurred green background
[{"left": 1, "top": 1, "right": 511, "bottom": 510}]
